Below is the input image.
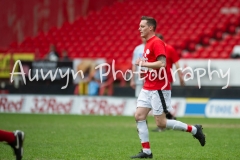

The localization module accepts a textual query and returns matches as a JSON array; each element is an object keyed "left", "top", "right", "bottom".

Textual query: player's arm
[
  {"left": 136, "top": 55, "right": 166, "bottom": 69},
  {"left": 139, "top": 40, "right": 166, "bottom": 69},
  {"left": 174, "top": 61, "right": 185, "bottom": 86}
]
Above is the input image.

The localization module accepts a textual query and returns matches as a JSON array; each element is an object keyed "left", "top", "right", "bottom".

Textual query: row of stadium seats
[
  {"left": 183, "top": 31, "right": 240, "bottom": 58},
  {"left": 7, "top": 0, "right": 240, "bottom": 60}
]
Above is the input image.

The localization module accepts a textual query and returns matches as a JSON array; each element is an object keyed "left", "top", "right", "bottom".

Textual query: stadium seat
[{"left": 6, "top": 0, "right": 240, "bottom": 61}]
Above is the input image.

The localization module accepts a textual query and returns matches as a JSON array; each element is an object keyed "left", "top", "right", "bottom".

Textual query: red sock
[
  {"left": 0, "top": 130, "right": 15, "bottom": 143},
  {"left": 186, "top": 125, "right": 192, "bottom": 132},
  {"left": 142, "top": 142, "right": 150, "bottom": 149}
]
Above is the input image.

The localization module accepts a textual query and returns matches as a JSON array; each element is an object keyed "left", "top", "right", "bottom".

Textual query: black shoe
[
  {"left": 131, "top": 150, "right": 153, "bottom": 159},
  {"left": 152, "top": 127, "right": 165, "bottom": 132},
  {"left": 8, "top": 130, "right": 24, "bottom": 160},
  {"left": 193, "top": 125, "right": 205, "bottom": 146}
]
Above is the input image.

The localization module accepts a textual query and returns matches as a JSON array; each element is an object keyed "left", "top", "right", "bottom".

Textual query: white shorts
[{"left": 137, "top": 89, "right": 172, "bottom": 115}]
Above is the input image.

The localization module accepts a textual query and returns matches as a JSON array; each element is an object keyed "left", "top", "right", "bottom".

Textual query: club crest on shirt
[
  {"left": 144, "top": 49, "right": 150, "bottom": 58},
  {"left": 146, "top": 49, "right": 150, "bottom": 54}
]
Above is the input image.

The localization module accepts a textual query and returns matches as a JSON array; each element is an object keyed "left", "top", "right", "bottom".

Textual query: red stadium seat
[
  {"left": 6, "top": 0, "right": 240, "bottom": 60},
  {"left": 201, "top": 37, "right": 211, "bottom": 46},
  {"left": 210, "top": 51, "right": 220, "bottom": 59}
]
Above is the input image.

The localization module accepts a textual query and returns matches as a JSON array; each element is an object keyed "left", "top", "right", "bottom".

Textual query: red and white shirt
[{"left": 142, "top": 36, "right": 171, "bottom": 90}]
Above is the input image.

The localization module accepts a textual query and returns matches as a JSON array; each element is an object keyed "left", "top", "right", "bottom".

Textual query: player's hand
[
  {"left": 135, "top": 58, "right": 146, "bottom": 67},
  {"left": 180, "top": 77, "right": 185, "bottom": 86}
]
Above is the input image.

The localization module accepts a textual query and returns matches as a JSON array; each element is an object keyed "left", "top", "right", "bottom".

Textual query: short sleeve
[{"left": 153, "top": 40, "right": 166, "bottom": 59}]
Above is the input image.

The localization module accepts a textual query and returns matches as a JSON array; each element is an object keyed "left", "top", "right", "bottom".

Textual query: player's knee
[
  {"left": 134, "top": 112, "right": 145, "bottom": 121},
  {"left": 156, "top": 120, "right": 166, "bottom": 129}
]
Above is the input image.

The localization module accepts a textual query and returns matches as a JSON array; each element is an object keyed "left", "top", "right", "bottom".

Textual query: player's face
[{"left": 139, "top": 20, "right": 150, "bottom": 38}]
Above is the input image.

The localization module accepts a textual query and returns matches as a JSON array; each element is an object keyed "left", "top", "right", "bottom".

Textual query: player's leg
[
  {"left": 154, "top": 113, "right": 167, "bottom": 129},
  {"left": 0, "top": 130, "right": 25, "bottom": 160},
  {"left": 153, "top": 90, "right": 206, "bottom": 146},
  {"left": 153, "top": 113, "right": 205, "bottom": 145},
  {"left": 162, "top": 118, "right": 206, "bottom": 146},
  {"left": 166, "top": 112, "right": 176, "bottom": 120},
  {"left": 152, "top": 112, "right": 176, "bottom": 132},
  {"left": 0, "top": 130, "right": 16, "bottom": 143},
  {"left": 131, "top": 89, "right": 153, "bottom": 159}
]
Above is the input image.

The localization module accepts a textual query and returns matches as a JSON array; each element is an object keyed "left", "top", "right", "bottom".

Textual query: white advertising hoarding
[
  {"left": 172, "top": 59, "right": 240, "bottom": 88},
  {"left": 24, "top": 95, "right": 76, "bottom": 114},
  {"left": 170, "top": 98, "right": 186, "bottom": 117},
  {"left": 0, "top": 95, "right": 25, "bottom": 113},
  {"left": 205, "top": 99, "right": 240, "bottom": 118},
  {"left": 0, "top": 95, "right": 186, "bottom": 117}
]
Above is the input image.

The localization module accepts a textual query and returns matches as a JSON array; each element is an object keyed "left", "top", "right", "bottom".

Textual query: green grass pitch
[{"left": 0, "top": 113, "right": 239, "bottom": 160}]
